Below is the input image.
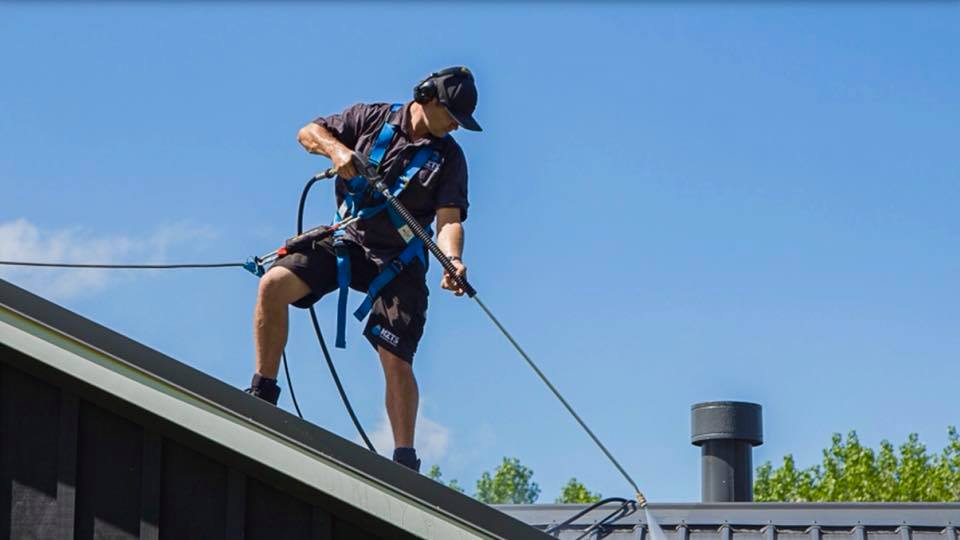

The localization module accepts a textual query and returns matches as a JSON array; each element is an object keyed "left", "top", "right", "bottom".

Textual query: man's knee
[
  {"left": 258, "top": 266, "right": 310, "bottom": 307},
  {"left": 378, "top": 347, "right": 414, "bottom": 377}
]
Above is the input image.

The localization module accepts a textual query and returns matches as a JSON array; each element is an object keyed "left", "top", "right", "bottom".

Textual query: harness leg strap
[
  {"left": 354, "top": 266, "right": 399, "bottom": 322},
  {"left": 353, "top": 237, "right": 427, "bottom": 322},
  {"left": 334, "top": 244, "right": 351, "bottom": 348}
]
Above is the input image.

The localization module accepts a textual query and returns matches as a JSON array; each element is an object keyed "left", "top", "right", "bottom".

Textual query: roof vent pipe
[{"left": 691, "top": 401, "right": 763, "bottom": 502}]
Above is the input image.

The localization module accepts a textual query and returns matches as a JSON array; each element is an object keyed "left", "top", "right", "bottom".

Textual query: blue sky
[{"left": 1, "top": 3, "right": 957, "bottom": 502}]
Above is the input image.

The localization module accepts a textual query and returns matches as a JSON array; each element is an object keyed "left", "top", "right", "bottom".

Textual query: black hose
[
  {"left": 280, "top": 350, "right": 303, "bottom": 418},
  {"left": 572, "top": 499, "right": 636, "bottom": 540},
  {"left": 285, "top": 171, "right": 376, "bottom": 453},
  {"left": 308, "top": 305, "right": 376, "bottom": 452},
  {"left": 543, "top": 497, "right": 632, "bottom": 536}
]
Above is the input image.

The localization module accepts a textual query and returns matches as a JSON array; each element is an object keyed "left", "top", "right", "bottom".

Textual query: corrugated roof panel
[
  {"left": 538, "top": 527, "right": 960, "bottom": 540},
  {"left": 823, "top": 531, "right": 854, "bottom": 540},
  {"left": 861, "top": 532, "right": 900, "bottom": 540},
  {"left": 691, "top": 530, "right": 721, "bottom": 540},
  {"left": 499, "top": 505, "right": 960, "bottom": 540},
  {"left": 777, "top": 529, "right": 814, "bottom": 540}
]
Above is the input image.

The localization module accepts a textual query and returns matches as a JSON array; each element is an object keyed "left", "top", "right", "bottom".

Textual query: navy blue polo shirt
[{"left": 313, "top": 102, "right": 469, "bottom": 268}]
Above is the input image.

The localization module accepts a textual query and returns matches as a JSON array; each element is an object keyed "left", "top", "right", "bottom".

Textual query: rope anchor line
[{"left": 0, "top": 260, "right": 243, "bottom": 270}]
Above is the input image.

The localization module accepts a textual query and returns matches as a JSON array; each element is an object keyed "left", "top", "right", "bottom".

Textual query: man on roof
[{"left": 245, "top": 67, "right": 482, "bottom": 473}]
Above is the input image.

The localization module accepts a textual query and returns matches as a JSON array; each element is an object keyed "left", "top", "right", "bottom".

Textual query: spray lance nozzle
[{"left": 635, "top": 491, "right": 648, "bottom": 508}]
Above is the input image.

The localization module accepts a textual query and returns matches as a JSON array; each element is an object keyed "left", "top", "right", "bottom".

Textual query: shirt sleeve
[
  {"left": 434, "top": 143, "right": 469, "bottom": 222},
  {"left": 312, "top": 103, "right": 379, "bottom": 150}
]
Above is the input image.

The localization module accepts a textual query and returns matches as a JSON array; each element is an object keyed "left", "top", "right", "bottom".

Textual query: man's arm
[
  {"left": 297, "top": 123, "right": 358, "bottom": 178},
  {"left": 436, "top": 207, "right": 468, "bottom": 296}
]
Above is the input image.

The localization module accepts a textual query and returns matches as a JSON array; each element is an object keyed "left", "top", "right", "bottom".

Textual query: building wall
[{"left": 0, "top": 346, "right": 414, "bottom": 540}]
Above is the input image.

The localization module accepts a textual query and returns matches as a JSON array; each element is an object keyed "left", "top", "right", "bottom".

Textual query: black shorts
[{"left": 270, "top": 236, "right": 428, "bottom": 364}]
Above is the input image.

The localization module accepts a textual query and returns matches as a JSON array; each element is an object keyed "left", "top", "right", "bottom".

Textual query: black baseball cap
[{"left": 435, "top": 67, "right": 483, "bottom": 132}]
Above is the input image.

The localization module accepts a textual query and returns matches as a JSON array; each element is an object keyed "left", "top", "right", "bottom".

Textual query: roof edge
[{"left": 0, "top": 277, "right": 552, "bottom": 540}]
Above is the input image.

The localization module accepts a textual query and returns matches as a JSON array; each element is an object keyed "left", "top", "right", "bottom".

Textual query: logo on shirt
[{"left": 419, "top": 155, "right": 442, "bottom": 187}]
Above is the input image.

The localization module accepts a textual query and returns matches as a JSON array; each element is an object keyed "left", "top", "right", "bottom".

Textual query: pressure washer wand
[{"left": 351, "top": 153, "right": 648, "bottom": 506}]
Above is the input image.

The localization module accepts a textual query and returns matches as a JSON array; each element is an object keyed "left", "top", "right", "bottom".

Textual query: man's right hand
[
  {"left": 297, "top": 122, "right": 359, "bottom": 178},
  {"left": 331, "top": 145, "right": 359, "bottom": 179}
]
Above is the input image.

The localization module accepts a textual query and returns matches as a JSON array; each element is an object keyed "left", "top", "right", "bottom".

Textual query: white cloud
[
  {"left": 445, "top": 422, "right": 497, "bottom": 471},
  {"left": 361, "top": 410, "right": 451, "bottom": 462},
  {"left": 417, "top": 415, "right": 452, "bottom": 462},
  {"left": 0, "top": 218, "right": 218, "bottom": 301}
]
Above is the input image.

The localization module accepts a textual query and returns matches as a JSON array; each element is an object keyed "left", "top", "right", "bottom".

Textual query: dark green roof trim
[{"left": 0, "top": 278, "right": 552, "bottom": 540}]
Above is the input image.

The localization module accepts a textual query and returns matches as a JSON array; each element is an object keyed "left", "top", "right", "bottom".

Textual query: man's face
[{"left": 422, "top": 98, "right": 459, "bottom": 138}]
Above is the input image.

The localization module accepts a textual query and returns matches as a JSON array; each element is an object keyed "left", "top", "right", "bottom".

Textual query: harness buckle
[{"left": 243, "top": 256, "right": 265, "bottom": 278}]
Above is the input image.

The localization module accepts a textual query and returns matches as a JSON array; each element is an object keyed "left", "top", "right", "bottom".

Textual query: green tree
[
  {"left": 447, "top": 478, "right": 465, "bottom": 494},
  {"left": 475, "top": 457, "right": 541, "bottom": 504},
  {"left": 555, "top": 477, "right": 601, "bottom": 503},
  {"left": 755, "top": 427, "right": 960, "bottom": 502},
  {"left": 426, "top": 464, "right": 465, "bottom": 493}
]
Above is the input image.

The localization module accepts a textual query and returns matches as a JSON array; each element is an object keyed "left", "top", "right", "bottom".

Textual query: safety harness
[{"left": 331, "top": 103, "right": 444, "bottom": 348}]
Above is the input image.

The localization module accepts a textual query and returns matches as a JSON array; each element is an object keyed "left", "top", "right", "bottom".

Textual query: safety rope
[{"left": 0, "top": 261, "right": 241, "bottom": 269}]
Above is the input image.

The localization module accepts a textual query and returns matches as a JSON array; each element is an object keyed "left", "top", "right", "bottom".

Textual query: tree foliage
[
  {"left": 426, "top": 464, "right": 465, "bottom": 493},
  {"left": 755, "top": 427, "right": 960, "bottom": 502},
  {"left": 427, "top": 459, "right": 601, "bottom": 504},
  {"left": 475, "top": 457, "right": 541, "bottom": 504},
  {"left": 556, "top": 477, "right": 602, "bottom": 503}
]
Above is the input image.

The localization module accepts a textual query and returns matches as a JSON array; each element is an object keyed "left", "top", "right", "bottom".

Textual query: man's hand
[
  {"left": 298, "top": 123, "right": 358, "bottom": 178},
  {"left": 441, "top": 258, "right": 468, "bottom": 296},
  {"left": 330, "top": 145, "right": 358, "bottom": 179}
]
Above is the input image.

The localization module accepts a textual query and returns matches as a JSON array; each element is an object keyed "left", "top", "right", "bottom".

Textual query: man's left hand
[{"left": 441, "top": 258, "right": 468, "bottom": 297}]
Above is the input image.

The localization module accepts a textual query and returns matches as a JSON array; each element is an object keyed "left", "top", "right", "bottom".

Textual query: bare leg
[
  {"left": 253, "top": 266, "right": 311, "bottom": 379},
  {"left": 378, "top": 346, "right": 418, "bottom": 448}
]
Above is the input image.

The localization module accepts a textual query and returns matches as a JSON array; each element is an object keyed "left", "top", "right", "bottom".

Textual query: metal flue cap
[{"left": 691, "top": 401, "right": 763, "bottom": 447}]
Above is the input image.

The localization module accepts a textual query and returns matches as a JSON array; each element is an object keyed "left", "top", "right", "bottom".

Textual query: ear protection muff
[{"left": 413, "top": 66, "right": 474, "bottom": 104}]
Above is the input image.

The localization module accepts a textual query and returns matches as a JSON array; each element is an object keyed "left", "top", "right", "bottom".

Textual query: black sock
[
  {"left": 248, "top": 374, "right": 280, "bottom": 405},
  {"left": 393, "top": 447, "right": 420, "bottom": 471},
  {"left": 393, "top": 447, "right": 417, "bottom": 462},
  {"left": 251, "top": 373, "right": 278, "bottom": 390}
]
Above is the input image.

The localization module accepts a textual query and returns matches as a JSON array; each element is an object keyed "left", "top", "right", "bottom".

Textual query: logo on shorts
[{"left": 372, "top": 324, "right": 400, "bottom": 347}]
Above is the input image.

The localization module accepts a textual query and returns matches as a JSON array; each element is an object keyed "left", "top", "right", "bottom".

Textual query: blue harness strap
[
  {"left": 352, "top": 223, "right": 430, "bottom": 322},
  {"left": 334, "top": 247, "right": 351, "bottom": 348},
  {"left": 332, "top": 103, "right": 440, "bottom": 348}
]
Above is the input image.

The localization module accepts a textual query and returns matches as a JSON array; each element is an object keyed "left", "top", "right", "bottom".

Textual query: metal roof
[
  {"left": 4, "top": 277, "right": 958, "bottom": 539},
  {"left": 498, "top": 503, "right": 960, "bottom": 540},
  {"left": 0, "top": 277, "right": 551, "bottom": 540}
]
